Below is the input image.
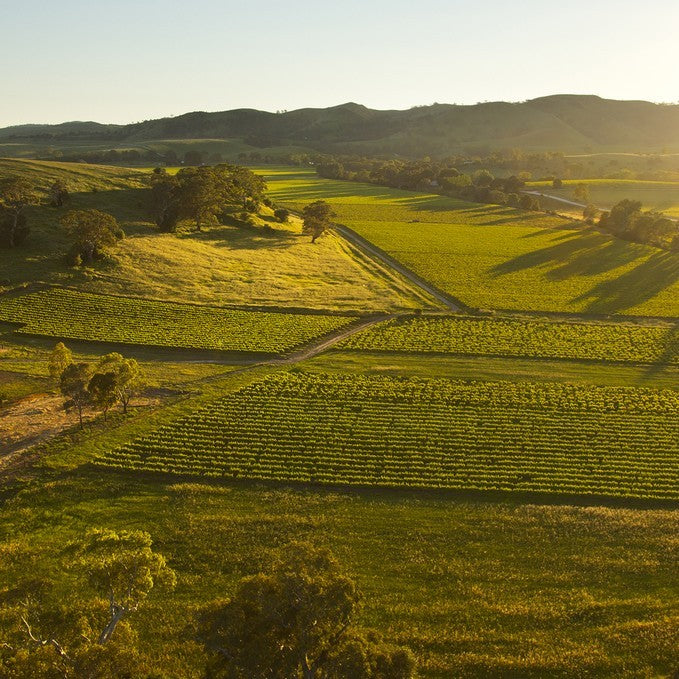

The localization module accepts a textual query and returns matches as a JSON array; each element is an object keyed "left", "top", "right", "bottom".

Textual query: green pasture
[
  {"left": 527, "top": 178, "right": 679, "bottom": 217},
  {"left": 1, "top": 474, "right": 676, "bottom": 678},
  {"left": 0, "top": 159, "right": 429, "bottom": 312},
  {"left": 262, "top": 168, "right": 679, "bottom": 317}
]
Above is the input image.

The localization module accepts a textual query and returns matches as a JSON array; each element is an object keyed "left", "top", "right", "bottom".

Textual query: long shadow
[
  {"left": 181, "top": 224, "right": 299, "bottom": 251},
  {"left": 644, "top": 325, "right": 679, "bottom": 377},
  {"left": 491, "top": 231, "right": 629, "bottom": 278},
  {"left": 575, "top": 251, "right": 679, "bottom": 314}
]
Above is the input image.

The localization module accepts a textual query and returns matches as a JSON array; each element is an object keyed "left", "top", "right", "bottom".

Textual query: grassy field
[
  {"left": 0, "top": 159, "right": 432, "bottom": 312},
  {"left": 263, "top": 168, "right": 679, "bottom": 317},
  {"left": 1, "top": 473, "right": 677, "bottom": 678},
  {"left": 0, "top": 287, "right": 356, "bottom": 355},
  {"left": 527, "top": 178, "right": 679, "bottom": 217},
  {"left": 340, "top": 314, "right": 679, "bottom": 364}
]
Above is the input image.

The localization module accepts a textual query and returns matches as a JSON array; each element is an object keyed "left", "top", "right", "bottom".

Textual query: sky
[{"left": 1, "top": 0, "right": 677, "bottom": 127}]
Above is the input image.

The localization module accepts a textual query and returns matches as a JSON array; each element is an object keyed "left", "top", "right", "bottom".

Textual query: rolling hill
[{"left": 2, "top": 95, "right": 679, "bottom": 157}]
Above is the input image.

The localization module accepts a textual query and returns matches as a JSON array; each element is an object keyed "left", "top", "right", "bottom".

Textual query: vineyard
[
  {"left": 340, "top": 315, "right": 679, "bottom": 364},
  {"left": 0, "top": 288, "right": 354, "bottom": 354},
  {"left": 264, "top": 168, "right": 679, "bottom": 317},
  {"left": 98, "top": 372, "right": 679, "bottom": 500}
]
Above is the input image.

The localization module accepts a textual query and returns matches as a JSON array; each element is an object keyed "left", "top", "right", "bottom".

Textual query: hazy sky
[{"left": 2, "top": 0, "right": 677, "bottom": 127}]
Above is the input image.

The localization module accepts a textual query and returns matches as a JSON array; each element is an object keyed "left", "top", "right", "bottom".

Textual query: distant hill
[{"left": 1, "top": 96, "right": 678, "bottom": 156}]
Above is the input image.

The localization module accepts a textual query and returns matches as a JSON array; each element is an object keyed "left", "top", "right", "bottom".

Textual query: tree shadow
[
  {"left": 181, "top": 224, "right": 299, "bottom": 251},
  {"left": 490, "top": 231, "right": 631, "bottom": 278},
  {"left": 574, "top": 251, "right": 679, "bottom": 314}
]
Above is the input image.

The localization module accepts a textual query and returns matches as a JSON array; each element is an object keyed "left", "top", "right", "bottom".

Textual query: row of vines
[
  {"left": 0, "top": 288, "right": 354, "bottom": 354},
  {"left": 97, "top": 372, "right": 679, "bottom": 500},
  {"left": 340, "top": 315, "right": 679, "bottom": 364}
]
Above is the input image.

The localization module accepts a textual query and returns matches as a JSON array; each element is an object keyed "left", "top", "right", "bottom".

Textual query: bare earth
[{"left": 0, "top": 392, "right": 161, "bottom": 479}]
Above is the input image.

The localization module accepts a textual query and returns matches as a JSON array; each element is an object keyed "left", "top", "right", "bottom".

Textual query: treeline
[
  {"left": 0, "top": 539, "right": 415, "bottom": 678},
  {"left": 315, "top": 157, "right": 542, "bottom": 211},
  {"left": 40, "top": 148, "right": 226, "bottom": 166},
  {"left": 599, "top": 200, "right": 678, "bottom": 250}
]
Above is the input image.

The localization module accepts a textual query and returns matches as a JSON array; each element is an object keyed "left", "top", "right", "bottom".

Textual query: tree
[
  {"left": 60, "top": 362, "right": 93, "bottom": 428},
  {"left": 88, "top": 371, "right": 118, "bottom": 420},
  {"left": 472, "top": 169, "right": 494, "bottom": 187},
  {"left": 198, "top": 542, "right": 415, "bottom": 679},
  {"left": 77, "top": 529, "right": 176, "bottom": 644},
  {"left": 0, "top": 177, "right": 40, "bottom": 247},
  {"left": 148, "top": 169, "right": 180, "bottom": 232},
  {"left": 274, "top": 208, "right": 290, "bottom": 223},
  {"left": 582, "top": 204, "right": 598, "bottom": 223},
  {"left": 573, "top": 183, "right": 590, "bottom": 203},
  {"left": 552, "top": 178, "right": 563, "bottom": 189},
  {"left": 174, "top": 167, "right": 224, "bottom": 231},
  {"left": 48, "top": 180, "right": 70, "bottom": 207},
  {"left": 302, "top": 201, "right": 335, "bottom": 243},
  {"left": 0, "top": 530, "right": 174, "bottom": 677},
  {"left": 61, "top": 209, "right": 123, "bottom": 264},
  {"left": 48, "top": 342, "right": 73, "bottom": 386},
  {"left": 96, "top": 353, "right": 143, "bottom": 413}
]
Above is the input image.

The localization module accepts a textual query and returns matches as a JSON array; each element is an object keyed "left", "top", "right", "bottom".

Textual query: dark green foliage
[
  {"left": 274, "top": 207, "right": 290, "bottom": 223},
  {"left": 61, "top": 209, "right": 123, "bottom": 264},
  {"left": 599, "top": 199, "right": 677, "bottom": 248},
  {"left": 198, "top": 542, "right": 415, "bottom": 679},
  {"left": 0, "top": 176, "right": 40, "bottom": 247},
  {"left": 302, "top": 200, "right": 335, "bottom": 243}
]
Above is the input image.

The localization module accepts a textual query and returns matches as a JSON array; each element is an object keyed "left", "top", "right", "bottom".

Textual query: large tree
[
  {"left": 0, "top": 530, "right": 174, "bottom": 678},
  {"left": 198, "top": 542, "right": 415, "bottom": 679},
  {"left": 148, "top": 168, "right": 181, "bottom": 232},
  {"left": 48, "top": 342, "right": 73, "bottom": 386},
  {"left": 302, "top": 200, "right": 335, "bottom": 243},
  {"left": 0, "top": 177, "right": 40, "bottom": 247},
  {"left": 61, "top": 209, "right": 122, "bottom": 263}
]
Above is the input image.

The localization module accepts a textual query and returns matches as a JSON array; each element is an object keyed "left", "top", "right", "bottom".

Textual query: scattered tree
[
  {"left": 60, "top": 362, "right": 93, "bottom": 428},
  {"left": 87, "top": 371, "right": 118, "bottom": 420},
  {"left": 96, "top": 353, "right": 143, "bottom": 413},
  {"left": 61, "top": 209, "right": 123, "bottom": 264},
  {"left": 48, "top": 342, "right": 73, "bottom": 385},
  {"left": 573, "top": 183, "right": 590, "bottom": 203},
  {"left": 48, "top": 180, "right": 70, "bottom": 207},
  {"left": 0, "top": 177, "right": 40, "bottom": 247},
  {"left": 198, "top": 542, "right": 415, "bottom": 679},
  {"left": 148, "top": 168, "right": 180, "bottom": 232},
  {"left": 302, "top": 200, "right": 335, "bottom": 243},
  {"left": 583, "top": 204, "right": 598, "bottom": 223},
  {"left": 1, "top": 530, "right": 174, "bottom": 677},
  {"left": 274, "top": 208, "right": 290, "bottom": 223},
  {"left": 552, "top": 178, "right": 563, "bottom": 189},
  {"left": 77, "top": 529, "right": 176, "bottom": 644}
]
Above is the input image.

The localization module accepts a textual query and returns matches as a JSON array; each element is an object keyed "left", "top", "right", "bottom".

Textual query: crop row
[
  {"left": 97, "top": 373, "right": 679, "bottom": 500},
  {"left": 0, "top": 288, "right": 354, "bottom": 354},
  {"left": 340, "top": 315, "right": 679, "bottom": 364}
]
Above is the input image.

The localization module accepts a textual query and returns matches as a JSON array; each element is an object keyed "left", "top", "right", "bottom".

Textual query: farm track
[{"left": 332, "top": 223, "right": 463, "bottom": 312}]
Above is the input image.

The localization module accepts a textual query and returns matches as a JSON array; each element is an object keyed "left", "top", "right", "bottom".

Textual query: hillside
[
  {"left": 0, "top": 159, "right": 432, "bottom": 312},
  {"left": 2, "top": 95, "right": 679, "bottom": 157}
]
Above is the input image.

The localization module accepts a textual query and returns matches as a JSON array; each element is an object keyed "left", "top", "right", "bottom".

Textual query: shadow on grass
[
  {"left": 575, "top": 251, "right": 679, "bottom": 314},
  {"left": 181, "top": 223, "right": 299, "bottom": 250}
]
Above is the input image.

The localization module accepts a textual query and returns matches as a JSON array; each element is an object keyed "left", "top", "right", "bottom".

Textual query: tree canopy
[{"left": 198, "top": 542, "right": 415, "bottom": 679}]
